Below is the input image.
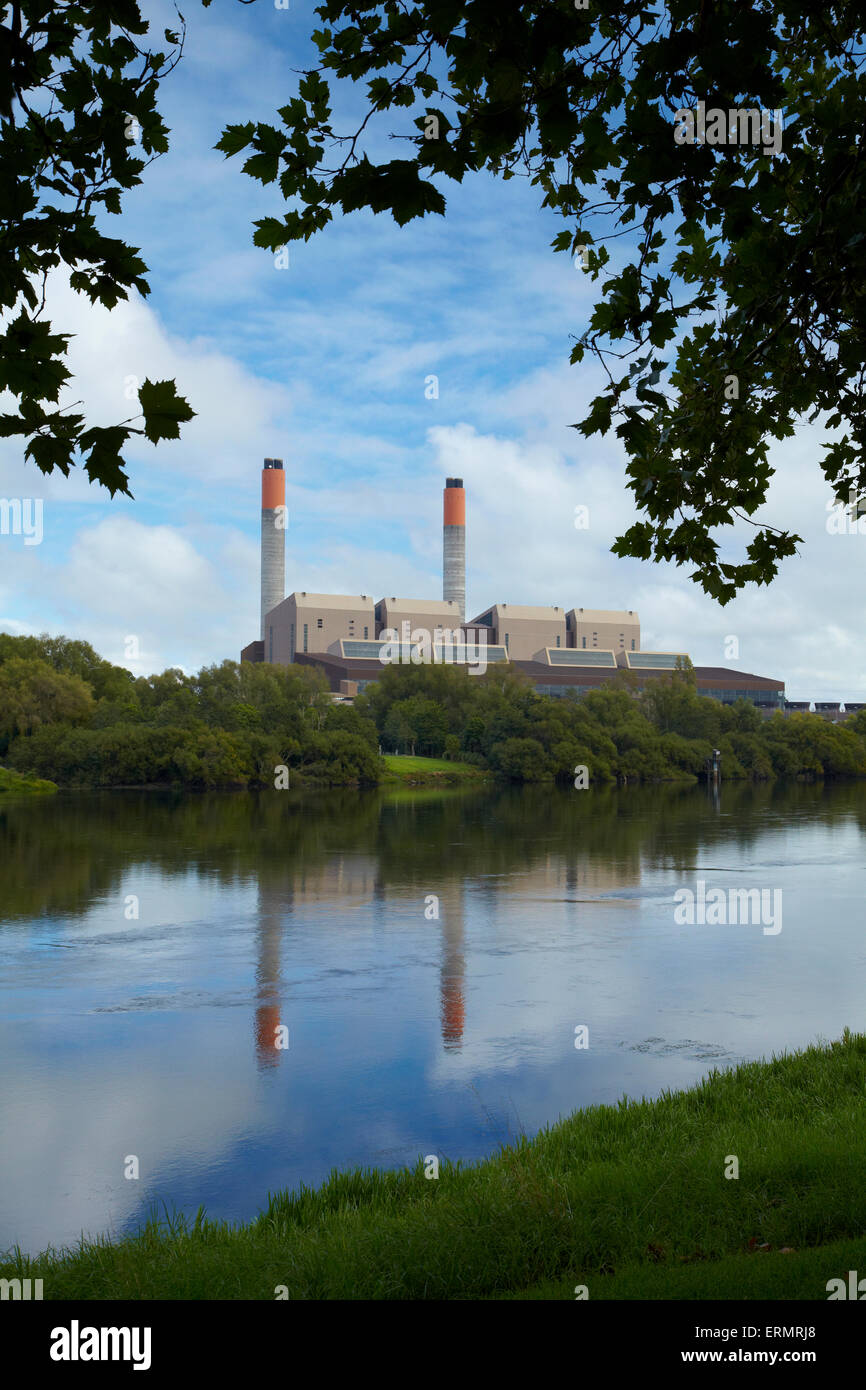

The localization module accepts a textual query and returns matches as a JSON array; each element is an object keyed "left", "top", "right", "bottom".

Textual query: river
[{"left": 1, "top": 779, "right": 863, "bottom": 1256}]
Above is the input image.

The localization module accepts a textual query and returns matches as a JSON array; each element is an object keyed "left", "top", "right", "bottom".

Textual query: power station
[{"left": 241, "top": 460, "right": 788, "bottom": 710}]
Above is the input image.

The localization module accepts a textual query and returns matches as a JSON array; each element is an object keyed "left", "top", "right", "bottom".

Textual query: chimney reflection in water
[
  {"left": 254, "top": 879, "right": 286, "bottom": 1070},
  {"left": 251, "top": 868, "right": 466, "bottom": 1063},
  {"left": 438, "top": 882, "right": 466, "bottom": 1051}
]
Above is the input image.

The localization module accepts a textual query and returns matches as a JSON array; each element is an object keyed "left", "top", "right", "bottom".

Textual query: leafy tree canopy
[
  {"left": 219, "top": 0, "right": 866, "bottom": 600},
  {"left": 0, "top": 655, "right": 94, "bottom": 736},
  {"left": 1, "top": 0, "right": 195, "bottom": 496}
]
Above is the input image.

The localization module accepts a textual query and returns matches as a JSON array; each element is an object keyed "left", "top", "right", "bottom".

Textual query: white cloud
[{"left": 1, "top": 516, "right": 253, "bottom": 674}]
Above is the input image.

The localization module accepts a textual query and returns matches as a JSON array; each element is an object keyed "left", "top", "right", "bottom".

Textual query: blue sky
[{"left": 2, "top": 0, "right": 860, "bottom": 700}]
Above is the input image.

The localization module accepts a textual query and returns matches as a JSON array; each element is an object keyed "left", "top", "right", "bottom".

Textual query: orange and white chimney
[
  {"left": 261, "top": 458, "right": 285, "bottom": 640},
  {"left": 443, "top": 477, "right": 465, "bottom": 621}
]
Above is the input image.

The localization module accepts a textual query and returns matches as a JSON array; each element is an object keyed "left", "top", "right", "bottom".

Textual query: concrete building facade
[
  {"left": 374, "top": 597, "right": 463, "bottom": 639},
  {"left": 469, "top": 603, "right": 568, "bottom": 661},
  {"left": 264, "top": 592, "right": 376, "bottom": 666},
  {"left": 568, "top": 608, "right": 640, "bottom": 654}
]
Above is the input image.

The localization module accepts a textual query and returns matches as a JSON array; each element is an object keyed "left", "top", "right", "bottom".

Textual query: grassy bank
[
  {"left": 0, "top": 765, "right": 57, "bottom": 795},
  {"left": 4, "top": 1032, "right": 865, "bottom": 1300},
  {"left": 382, "top": 753, "right": 491, "bottom": 784}
]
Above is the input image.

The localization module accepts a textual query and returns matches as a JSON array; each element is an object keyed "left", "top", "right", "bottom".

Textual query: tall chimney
[
  {"left": 261, "top": 458, "right": 285, "bottom": 641},
  {"left": 443, "top": 476, "right": 465, "bottom": 621}
]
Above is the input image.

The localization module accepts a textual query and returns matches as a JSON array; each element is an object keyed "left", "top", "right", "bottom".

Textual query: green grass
[
  {"left": 494, "top": 1235, "right": 866, "bottom": 1299},
  {"left": 382, "top": 753, "right": 489, "bottom": 784},
  {"left": 0, "top": 765, "right": 57, "bottom": 795},
  {"left": 4, "top": 1031, "right": 866, "bottom": 1300}
]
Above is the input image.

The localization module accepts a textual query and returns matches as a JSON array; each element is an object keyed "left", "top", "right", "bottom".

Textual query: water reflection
[
  {"left": 254, "top": 879, "right": 285, "bottom": 1070},
  {"left": 438, "top": 883, "right": 466, "bottom": 1051},
  {"left": 1, "top": 779, "right": 865, "bottom": 1255}
]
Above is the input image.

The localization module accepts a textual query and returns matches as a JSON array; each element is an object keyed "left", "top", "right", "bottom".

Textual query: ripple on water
[{"left": 621, "top": 1037, "right": 731, "bottom": 1060}]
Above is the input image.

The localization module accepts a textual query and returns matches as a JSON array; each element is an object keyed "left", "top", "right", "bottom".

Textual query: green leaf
[
  {"left": 215, "top": 123, "right": 256, "bottom": 158},
  {"left": 25, "top": 433, "right": 78, "bottom": 478},
  {"left": 242, "top": 152, "right": 281, "bottom": 185},
  {"left": 252, "top": 217, "right": 291, "bottom": 250},
  {"left": 78, "top": 425, "right": 133, "bottom": 496},
  {"left": 137, "top": 379, "right": 196, "bottom": 444}
]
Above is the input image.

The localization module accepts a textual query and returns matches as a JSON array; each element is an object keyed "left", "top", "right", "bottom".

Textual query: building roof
[
  {"left": 513, "top": 661, "right": 783, "bottom": 691},
  {"left": 624, "top": 651, "right": 690, "bottom": 669},
  {"left": 328, "top": 637, "right": 508, "bottom": 663},
  {"left": 533, "top": 648, "right": 618, "bottom": 667},
  {"left": 567, "top": 608, "right": 639, "bottom": 622},
  {"left": 289, "top": 592, "right": 375, "bottom": 609},
  {"left": 376, "top": 597, "right": 462, "bottom": 614},
  {"left": 513, "top": 661, "right": 627, "bottom": 685},
  {"left": 295, "top": 651, "right": 785, "bottom": 695},
  {"left": 696, "top": 667, "right": 784, "bottom": 688},
  {"left": 469, "top": 603, "right": 566, "bottom": 622}
]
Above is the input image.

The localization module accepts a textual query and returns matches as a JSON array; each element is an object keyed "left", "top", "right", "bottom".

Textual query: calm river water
[{"left": 1, "top": 780, "right": 864, "bottom": 1256}]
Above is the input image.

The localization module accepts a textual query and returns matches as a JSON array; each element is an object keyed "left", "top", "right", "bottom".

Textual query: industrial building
[{"left": 241, "top": 460, "right": 793, "bottom": 710}]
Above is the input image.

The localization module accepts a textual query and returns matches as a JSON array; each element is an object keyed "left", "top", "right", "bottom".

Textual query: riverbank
[
  {"left": 0, "top": 766, "right": 57, "bottom": 795},
  {"left": 4, "top": 1031, "right": 863, "bottom": 1300},
  {"left": 382, "top": 753, "right": 491, "bottom": 785}
]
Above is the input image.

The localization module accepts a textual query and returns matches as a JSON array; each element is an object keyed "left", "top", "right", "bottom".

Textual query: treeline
[
  {"left": 2, "top": 633, "right": 865, "bottom": 788},
  {"left": 0, "top": 634, "right": 380, "bottom": 787},
  {"left": 357, "top": 661, "right": 866, "bottom": 782}
]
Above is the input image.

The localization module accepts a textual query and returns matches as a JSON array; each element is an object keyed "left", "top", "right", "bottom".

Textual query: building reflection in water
[
  {"left": 251, "top": 840, "right": 640, "bottom": 1066},
  {"left": 253, "top": 855, "right": 380, "bottom": 1070}
]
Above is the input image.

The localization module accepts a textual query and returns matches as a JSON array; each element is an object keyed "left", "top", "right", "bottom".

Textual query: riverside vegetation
[
  {"left": 0, "top": 765, "right": 56, "bottom": 795},
  {"left": 2, "top": 632, "right": 866, "bottom": 789},
  {"left": 2, "top": 1033, "right": 865, "bottom": 1300}
]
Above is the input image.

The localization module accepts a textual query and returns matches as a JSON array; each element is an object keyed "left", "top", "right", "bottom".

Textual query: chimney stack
[
  {"left": 261, "top": 458, "right": 285, "bottom": 641},
  {"left": 443, "top": 477, "right": 466, "bottom": 621}
]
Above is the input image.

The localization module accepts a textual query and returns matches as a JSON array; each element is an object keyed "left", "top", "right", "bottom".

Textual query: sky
[{"left": 1, "top": 0, "right": 861, "bottom": 701}]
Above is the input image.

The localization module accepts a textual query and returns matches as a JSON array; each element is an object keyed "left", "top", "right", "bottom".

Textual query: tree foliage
[
  {"left": 1, "top": 0, "right": 195, "bottom": 494},
  {"left": 0, "top": 634, "right": 382, "bottom": 785},
  {"left": 0, "top": 655, "right": 94, "bottom": 737},
  {"left": 357, "top": 658, "right": 866, "bottom": 781},
  {"left": 221, "top": 0, "right": 866, "bottom": 599},
  {"left": 2, "top": 633, "right": 864, "bottom": 785}
]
